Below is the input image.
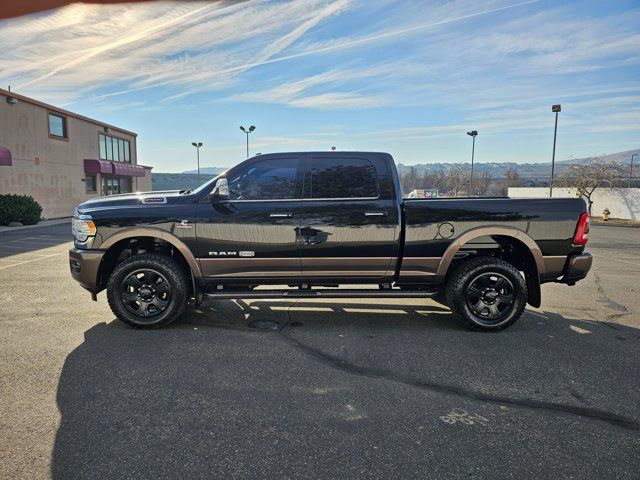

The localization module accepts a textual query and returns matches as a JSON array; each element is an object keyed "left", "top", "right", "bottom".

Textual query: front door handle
[
  {"left": 364, "top": 211, "right": 387, "bottom": 217},
  {"left": 269, "top": 212, "right": 292, "bottom": 218}
]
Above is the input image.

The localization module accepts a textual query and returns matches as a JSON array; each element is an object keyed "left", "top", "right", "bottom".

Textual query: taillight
[{"left": 573, "top": 212, "right": 590, "bottom": 246}]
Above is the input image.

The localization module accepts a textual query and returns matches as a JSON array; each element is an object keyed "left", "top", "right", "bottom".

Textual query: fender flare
[
  {"left": 99, "top": 227, "right": 204, "bottom": 283},
  {"left": 435, "top": 225, "right": 545, "bottom": 279}
]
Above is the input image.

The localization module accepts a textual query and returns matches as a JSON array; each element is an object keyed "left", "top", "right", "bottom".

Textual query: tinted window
[
  {"left": 227, "top": 158, "right": 299, "bottom": 200},
  {"left": 48, "top": 113, "right": 67, "bottom": 138},
  {"left": 309, "top": 157, "right": 378, "bottom": 199}
]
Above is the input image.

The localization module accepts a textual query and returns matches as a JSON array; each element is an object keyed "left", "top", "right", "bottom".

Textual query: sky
[{"left": 0, "top": 0, "right": 639, "bottom": 172}]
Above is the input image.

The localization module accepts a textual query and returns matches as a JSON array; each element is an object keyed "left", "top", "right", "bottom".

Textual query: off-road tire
[
  {"left": 445, "top": 256, "right": 527, "bottom": 332},
  {"left": 107, "top": 253, "right": 190, "bottom": 328}
]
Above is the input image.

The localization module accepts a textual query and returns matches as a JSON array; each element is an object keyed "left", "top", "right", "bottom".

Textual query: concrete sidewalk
[{"left": 0, "top": 217, "right": 70, "bottom": 234}]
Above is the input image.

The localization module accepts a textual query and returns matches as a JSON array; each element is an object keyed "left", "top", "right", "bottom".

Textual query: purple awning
[
  {"left": 113, "top": 163, "right": 145, "bottom": 177},
  {"left": 0, "top": 146, "right": 11, "bottom": 166},
  {"left": 84, "top": 159, "right": 114, "bottom": 174},
  {"left": 84, "top": 159, "right": 145, "bottom": 177}
]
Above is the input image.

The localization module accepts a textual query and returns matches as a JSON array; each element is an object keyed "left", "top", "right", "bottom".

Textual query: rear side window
[
  {"left": 227, "top": 157, "right": 299, "bottom": 200},
  {"left": 309, "top": 157, "right": 378, "bottom": 199}
]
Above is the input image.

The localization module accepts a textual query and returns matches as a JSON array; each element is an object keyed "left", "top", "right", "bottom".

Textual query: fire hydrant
[{"left": 603, "top": 208, "right": 610, "bottom": 221}]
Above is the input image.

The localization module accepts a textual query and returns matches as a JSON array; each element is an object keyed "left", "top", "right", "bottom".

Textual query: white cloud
[{"left": 0, "top": 0, "right": 355, "bottom": 102}]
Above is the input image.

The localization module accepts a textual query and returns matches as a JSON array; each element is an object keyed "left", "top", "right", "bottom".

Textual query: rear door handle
[
  {"left": 269, "top": 212, "right": 292, "bottom": 218},
  {"left": 364, "top": 211, "right": 387, "bottom": 217}
]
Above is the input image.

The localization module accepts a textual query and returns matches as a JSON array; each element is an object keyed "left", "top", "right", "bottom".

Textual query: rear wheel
[
  {"left": 107, "top": 253, "right": 189, "bottom": 328},
  {"left": 445, "top": 257, "right": 527, "bottom": 331}
]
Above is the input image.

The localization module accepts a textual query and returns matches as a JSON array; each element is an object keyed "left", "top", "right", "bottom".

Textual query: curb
[
  {"left": 0, "top": 217, "right": 71, "bottom": 233},
  {"left": 591, "top": 222, "right": 640, "bottom": 229}
]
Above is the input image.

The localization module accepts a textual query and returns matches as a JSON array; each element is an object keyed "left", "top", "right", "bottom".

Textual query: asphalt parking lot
[{"left": 1, "top": 223, "right": 638, "bottom": 479}]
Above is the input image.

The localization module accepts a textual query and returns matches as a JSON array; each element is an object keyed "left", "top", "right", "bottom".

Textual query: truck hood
[{"left": 76, "top": 190, "right": 184, "bottom": 213}]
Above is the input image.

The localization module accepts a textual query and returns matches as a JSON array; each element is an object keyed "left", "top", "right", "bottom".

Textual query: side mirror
[{"left": 210, "top": 178, "right": 229, "bottom": 202}]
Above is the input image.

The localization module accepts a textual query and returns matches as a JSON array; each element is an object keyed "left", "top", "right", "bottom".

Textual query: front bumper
[
  {"left": 69, "top": 248, "right": 105, "bottom": 293},
  {"left": 560, "top": 252, "right": 593, "bottom": 285}
]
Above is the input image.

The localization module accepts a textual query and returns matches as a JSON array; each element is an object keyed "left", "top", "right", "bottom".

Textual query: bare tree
[
  {"left": 399, "top": 167, "right": 419, "bottom": 195},
  {"left": 558, "top": 158, "right": 625, "bottom": 214},
  {"left": 499, "top": 167, "right": 521, "bottom": 196},
  {"left": 445, "top": 165, "right": 466, "bottom": 197},
  {"left": 475, "top": 171, "right": 494, "bottom": 197}
]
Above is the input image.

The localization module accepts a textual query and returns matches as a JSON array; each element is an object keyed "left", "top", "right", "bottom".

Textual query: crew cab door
[
  {"left": 298, "top": 154, "right": 400, "bottom": 281},
  {"left": 195, "top": 155, "right": 304, "bottom": 282}
]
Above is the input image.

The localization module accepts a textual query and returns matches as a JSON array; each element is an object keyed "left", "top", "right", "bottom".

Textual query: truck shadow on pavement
[{"left": 51, "top": 302, "right": 640, "bottom": 479}]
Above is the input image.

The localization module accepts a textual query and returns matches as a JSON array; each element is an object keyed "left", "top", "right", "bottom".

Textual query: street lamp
[
  {"left": 239, "top": 125, "right": 256, "bottom": 158},
  {"left": 191, "top": 142, "right": 203, "bottom": 185},
  {"left": 550, "top": 104, "right": 561, "bottom": 197},
  {"left": 466, "top": 130, "right": 478, "bottom": 196},
  {"left": 631, "top": 153, "right": 638, "bottom": 188}
]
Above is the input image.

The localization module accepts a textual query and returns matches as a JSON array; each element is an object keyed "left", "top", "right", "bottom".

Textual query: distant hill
[
  {"left": 557, "top": 148, "right": 640, "bottom": 165},
  {"left": 397, "top": 148, "right": 639, "bottom": 183},
  {"left": 151, "top": 172, "right": 217, "bottom": 191},
  {"left": 151, "top": 148, "right": 639, "bottom": 191}
]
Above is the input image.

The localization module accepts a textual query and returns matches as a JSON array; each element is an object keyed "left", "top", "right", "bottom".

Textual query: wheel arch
[
  {"left": 437, "top": 226, "right": 543, "bottom": 308},
  {"left": 97, "top": 228, "right": 203, "bottom": 290}
]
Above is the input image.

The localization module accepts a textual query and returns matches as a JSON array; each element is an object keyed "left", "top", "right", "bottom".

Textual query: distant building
[
  {"left": 407, "top": 188, "right": 438, "bottom": 199},
  {"left": 0, "top": 88, "right": 152, "bottom": 218}
]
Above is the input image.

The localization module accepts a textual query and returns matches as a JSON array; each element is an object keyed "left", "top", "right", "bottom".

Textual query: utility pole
[
  {"left": 191, "top": 142, "right": 202, "bottom": 184},
  {"left": 466, "top": 130, "right": 478, "bottom": 196},
  {"left": 239, "top": 125, "right": 256, "bottom": 158},
  {"left": 550, "top": 104, "right": 561, "bottom": 197},
  {"left": 631, "top": 153, "right": 638, "bottom": 188}
]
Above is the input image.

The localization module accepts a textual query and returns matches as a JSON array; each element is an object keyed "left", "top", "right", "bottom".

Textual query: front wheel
[
  {"left": 445, "top": 257, "right": 527, "bottom": 331},
  {"left": 106, "top": 253, "right": 190, "bottom": 328}
]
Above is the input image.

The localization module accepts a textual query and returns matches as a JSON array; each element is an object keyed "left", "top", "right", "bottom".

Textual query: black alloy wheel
[
  {"left": 107, "top": 253, "right": 189, "bottom": 328},
  {"left": 121, "top": 269, "right": 172, "bottom": 319},
  {"left": 445, "top": 256, "right": 527, "bottom": 331},
  {"left": 465, "top": 272, "right": 515, "bottom": 326}
]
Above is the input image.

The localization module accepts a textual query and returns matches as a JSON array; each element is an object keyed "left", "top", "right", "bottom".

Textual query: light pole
[
  {"left": 466, "top": 130, "right": 478, "bottom": 196},
  {"left": 550, "top": 104, "right": 561, "bottom": 197},
  {"left": 191, "top": 142, "right": 202, "bottom": 184},
  {"left": 631, "top": 153, "right": 638, "bottom": 188},
  {"left": 239, "top": 125, "right": 255, "bottom": 158}
]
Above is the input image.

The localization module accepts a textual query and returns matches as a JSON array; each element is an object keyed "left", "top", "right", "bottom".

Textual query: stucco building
[{"left": 0, "top": 88, "right": 152, "bottom": 218}]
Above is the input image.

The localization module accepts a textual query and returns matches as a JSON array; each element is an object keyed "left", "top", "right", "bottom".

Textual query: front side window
[
  {"left": 227, "top": 158, "right": 299, "bottom": 200},
  {"left": 48, "top": 113, "right": 67, "bottom": 139},
  {"left": 309, "top": 157, "right": 378, "bottom": 199}
]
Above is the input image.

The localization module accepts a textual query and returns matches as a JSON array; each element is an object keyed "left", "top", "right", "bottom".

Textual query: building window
[
  {"left": 86, "top": 175, "right": 96, "bottom": 193},
  {"left": 48, "top": 112, "right": 68, "bottom": 140},
  {"left": 99, "top": 133, "right": 131, "bottom": 163},
  {"left": 101, "top": 176, "right": 132, "bottom": 195}
]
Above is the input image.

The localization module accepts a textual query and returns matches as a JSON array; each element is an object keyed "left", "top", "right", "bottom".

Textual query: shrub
[{"left": 0, "top": 194, "right": 43, "bottom": 226}]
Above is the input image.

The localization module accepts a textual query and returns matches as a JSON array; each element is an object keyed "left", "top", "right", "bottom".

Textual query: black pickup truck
[{"left": 70, "top": 151, "right": 592, "bottom": 331}]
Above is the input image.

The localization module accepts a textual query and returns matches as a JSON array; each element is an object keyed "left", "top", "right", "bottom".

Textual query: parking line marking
[
  {"left": 5, "top": 241, "right": 64, "bottom": 247},
  {"left": 609, "top": 257, "right": 640, "bottom": 267},
  {"left": 0, "top": 245, "right": 65, "bottom": 253},
  {"left": 0, "top": 252, "right": 51, "bottom": 258},
  {"left": 570, "top": 325, "right": 591, "bottom": 334},
  {"left": 0, "top": 252, "right": 65, "bottom": 270}
]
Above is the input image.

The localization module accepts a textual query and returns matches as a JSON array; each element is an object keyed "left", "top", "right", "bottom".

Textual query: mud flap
[{"left": 525, "top": 271, "right": 541, "bottom": 308}]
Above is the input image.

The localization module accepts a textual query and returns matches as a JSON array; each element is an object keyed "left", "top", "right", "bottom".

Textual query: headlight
[{"left": 72, "top": 215, "right": 97, "bottom": 242}]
